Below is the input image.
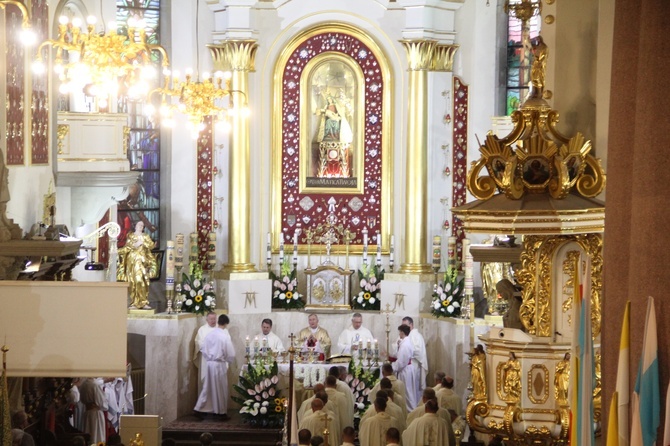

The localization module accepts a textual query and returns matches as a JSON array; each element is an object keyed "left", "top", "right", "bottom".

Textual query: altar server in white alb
[
  {"left": 257, "top": 318, "right": 285, "bottom": 353},
  {"left": 194, "top": 314, "right": 235, "bottom": 419},
  {"left": 193, "top": 312, "right": 218, "bottom": 395},
  {"left": 402, "top": 316, "right": 428, "bottom": 404},
  {"left": 79, "top": 378, "right": 108, "bottom": 444},
  {"left": 393, "top": 324, "right": 420, "bottom": 410},
  {"left": 336, "top": 312, "right": 374, "bottom": 355}
]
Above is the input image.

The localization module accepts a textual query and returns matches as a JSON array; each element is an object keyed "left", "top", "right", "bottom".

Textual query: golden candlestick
[{"left": 381, "top": 303, "right": 396, "bottom": 360}]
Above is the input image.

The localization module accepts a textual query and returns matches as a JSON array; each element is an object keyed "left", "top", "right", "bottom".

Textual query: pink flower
[
  {"left": 283, "top": 276, "right": 290, "bottom": 283},
  {"left": 352, "top": 378, "right": 360, "bottom": 388},
  {"left": 274, "top": 280, "right": 281, "bottom": 288},
  {"left": 247, "top": 389, "right": 256, "bottom": 396},
  {"left": 357, "top": 382, "right": 365, "bottom": 391},
  {"left": 255, "top": 395, "right": 261, "bottom": 401},
  {"left": 269, "top": 388, "right": 276, "bottom": 396},
  {"left": 370, "top": 277, "right": 377, "bottom": 284},
  {"left": 264, "top": 378, "right": 272, "bottom": 388},
  {"left": 360, "top": 279, "right": 367, "bottom": 288},
  {"left": 271, "top": 376, "right": 279, "bottom": 384}
]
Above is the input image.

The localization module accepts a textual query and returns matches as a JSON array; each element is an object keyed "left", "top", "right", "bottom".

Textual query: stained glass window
[
  {"left": 505, "top": 10, "right": 541, "bottom": 115},
  {"left": 116, "top": 0, "right": 162, "bottom": 248}
]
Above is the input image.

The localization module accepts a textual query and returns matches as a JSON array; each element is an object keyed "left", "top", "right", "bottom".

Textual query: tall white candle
[
  {"left": 376, "top": 231, "right": 382, "bottom": 266},
  {"left": 464, "top": 244, "right": 474, "bottom": 296},
  {"left": 189, "top": 232, "right": 198, "bottom": 264},
  {"left": 175, "top": 233, "right": 184, "bottom": 269},
  {"left": 279, "top": 233, "right": 285, "bottom": 264},
  {"left": 166, "top": 240, "right": 175, "bottom": 291},
  {"left": 462, "top": 238, "right": 470, "bottom": 269},
  {"left": 432, "top": 235, "right": 442, "bottom": 269},
  {"left": 448, "top": 236, "right": 457, "bottom": 269},
  {"left": 389, "top": 235, "right": 395, "bottom": 265},
  {"left": 362, "top": 228, "right": 368, "bottom": 264},
  {"left": 266, "top": 232, "right": 272, "bottom": 264},
  {"left": 207, "top": 232, "right": 216, "bottom": 269},
  {"left": 293, "top": 230, "right": 299, "bottom": 264}
]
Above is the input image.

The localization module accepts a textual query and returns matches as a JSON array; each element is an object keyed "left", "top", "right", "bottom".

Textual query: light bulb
[
  {"left": 20, "top": 29, "right": 36, "bottom": 46},
  {"left": 185, "top": 68, "right": 193, "bottom": 77},
  {"left": 86, "top": 16, "right": 97, "bottom": 25},
  {"left": 241, "top": 107, "right": 251, "bottom": 117},
  {"left": 213, "top": 71, "right": 224, "bottom": 79},
  {"left": 31, "top": 60, "right": 46, "bottom": 75},
  {"left": 159, "top": 105, "right": 170, "bottom": 117},
  {"left": 71, "top": 17, "right": 82, "bottom": 28},
  {"left": 108, "top": 21, "right": 117, "bottom": 32},
  {"left": 223, "top": 71, "right": 232, "bottom": 80},
  {"left": 136, "top": 19, "right": 146, "bottom": 29},
  {"left": 58, "top": 16, "right": 69, "bottom": 25},
  {"left": 202, "top": 72, "right": 211, "bottom": 80},
  {"left": 98, "top": 98, "right": 108, "bottom": 109},
  {"left": 58, "top": 83, "right": 69, "bottom": 94},
  {"left": 127, "top": 17, "right": 137, "bottom": 28},
  {"left": 53, "top": 64, "right": 64, "bottom": 75}
]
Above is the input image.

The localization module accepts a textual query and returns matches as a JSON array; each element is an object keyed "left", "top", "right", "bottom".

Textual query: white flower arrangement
[
  {"left": 430, "top": 267, "right": 464, "bottom": 318},
  {"left": 353, "top": 264, "right": 383, "bottom": 311}
]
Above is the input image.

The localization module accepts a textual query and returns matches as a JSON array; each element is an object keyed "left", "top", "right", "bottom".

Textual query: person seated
[
  {"left": 336, "top": 313, "right": 374, "bottom": 355},
  {"left": 297, "top": 314, "right": 331, "bottom": 356},
  {"left": 385, "top": 427, "right": 401, "bottom": 446},
  {"left": 256, "top": 318, "right": 285, "bottom": 353}
]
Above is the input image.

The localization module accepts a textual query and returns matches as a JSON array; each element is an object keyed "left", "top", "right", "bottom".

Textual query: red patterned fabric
[
  {"left": 196, "top": 117, "right": 214, "bottom": 267},
  {"left": 5, "top": 3, "right": 25, "bottom": 165},
  {"left": 452, "top": 77, "right": 469, "bottom": 259},
  {"left": 279, "top": 32, "right": 385, "bottom": 246},
  {"left": 31, "top": 0, "right": 49, "bottom": 164}
]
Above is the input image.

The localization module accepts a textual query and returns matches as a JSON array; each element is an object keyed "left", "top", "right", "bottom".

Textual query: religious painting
[
  {"left": 300, "top": 54, "right": 365, "bottom": 193},
  {"left": 522, "top": 157, "right": 550, "bottom": 185},
  {"left": 272, "top": 24, "right": 392, "bottom": 254}
]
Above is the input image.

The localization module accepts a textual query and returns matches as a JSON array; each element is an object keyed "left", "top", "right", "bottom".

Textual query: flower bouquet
[
  {"left": 345, "top": 358, "right": 380, "bottom": 417},
  {"left": 352, "top": 264, "right": 383, "bottom": 311},
  {"left": 430, "top": 266, "right": 464, "bottom": 318},
  {"left": 178, "top": 262, "right": 216, "bottom": 315},
  {"left": 232, "top": 360, "right": 286, "bottom": 427},
  {"left": 270, "top": 258, "right": 305, "bottom": 310}
]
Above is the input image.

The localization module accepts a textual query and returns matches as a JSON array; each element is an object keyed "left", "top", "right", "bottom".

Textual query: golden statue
[
  {"left": 502, "top": 352, "right": 522, "bottom": 403},
  {"left": 469, "top": 344, "right": 487, "bottom": 399},
  {"left": 117, "top": 221, "right": 158, "bottom": 309},
  {"left": 554, "top": 352, "right": 570, "bottom": 406},
  {"left": 129, "top": 432, "right": 145, "bottom": 446},
  {"left": 530, "top": 36, "right": 548, "bottom": 90}
]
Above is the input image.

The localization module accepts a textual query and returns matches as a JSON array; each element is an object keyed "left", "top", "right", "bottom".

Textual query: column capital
[
  {"left": 433, "top": 44, "right": 459, "bottom": 72},
  {"left": 208, "top": 40, "right": 258, "bottom": 73},
  {"left": 400, "top": 39, "right": 437, "bottom": 71}
]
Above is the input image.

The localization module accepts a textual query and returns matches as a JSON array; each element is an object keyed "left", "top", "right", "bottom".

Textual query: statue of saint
[
  {"left": 469, "top": 344, "right": 487, "bottom": 399},
  {"left": 314, "top": 91, "right": 354, "bottom": 178},
  {"left": 502, "top": 352, "right": 522, "bottom": 403},
  {"left": 129, "top": 433, "right": 145, "bottom": 446},
  {"left": 554, "top": 352, "right": 570, "bottom": 406},
  {"left": 117, "top": 221, "right": 158, "bottom": 309},
  {"left": 497, "top": 279, "right": 524, "bottom": 330},
  {"left": 530, "top": 36, "right": 548, "bottom": 90}
]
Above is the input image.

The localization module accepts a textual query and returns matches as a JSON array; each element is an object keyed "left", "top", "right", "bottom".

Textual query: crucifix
[
  {"left": 381, "top": 303, "right": 396, "bottom": 360},
  {"left": 320, "top": 412, "right": 331, "bottom": 446}
]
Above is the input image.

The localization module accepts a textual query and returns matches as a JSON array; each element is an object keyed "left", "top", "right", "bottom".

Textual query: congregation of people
[{"left": 192, "top": 312, "right": 467, "bottom": 445}]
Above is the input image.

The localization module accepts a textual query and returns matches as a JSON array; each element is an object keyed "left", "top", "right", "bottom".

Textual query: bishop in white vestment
[
  {"left": 194, "top": 314, "right": 235, "bottom": 416},
  {"left": 336, "top": 313, "right": 374, "bottom": 354}
]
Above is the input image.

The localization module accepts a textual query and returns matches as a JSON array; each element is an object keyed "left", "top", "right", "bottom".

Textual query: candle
[
  {"left": 448, "top": 236, "right": 457, "bottom": 269},
  {"left": 293, "top": 229, "right": 300, "bottom": 265},
  {"left": 189, "top": 232, "right": 198, "bottom": 264},
  {"left": 362, "top": 228, "right": 368, "bottom": 265},
  {"left": 462, "top": 238, "right": 470, "bottom": 270},
  {"left": 389, "top": 235, "right": 395, "bottom": 266},
  {"left": 279, "top": 233, "right": 285, "bottom": 264},
  {"left": 432, "top": 235, "right": 442, "bottom": 269},
  {"left": 366, "top": 338, "right": 371, "bottom": 350},
  {"left": 207, "top": 232, "right": 216, "bottom": 269},
  {"left": 266, "top": 233, "right": 272, "bottom": 265},
  {"left": 376, "top": 231, "right": 382, "bottom": 266},
  {"left": 166, "top": 240, "right": 175, "bottom": 291},
  {"left": 464, "top": 245, "right": 474, "bottom": 296},
  {"left": 175, "top": 233, "right": 184, "bottom": 269}
]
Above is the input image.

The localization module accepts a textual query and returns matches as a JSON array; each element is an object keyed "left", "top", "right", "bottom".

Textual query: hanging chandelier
[
  {"left": 32, "top": 16, "right": 168, "bottom": 109},
  {"left": 147, "top": 69, "right": 249, "bottom": 137}
]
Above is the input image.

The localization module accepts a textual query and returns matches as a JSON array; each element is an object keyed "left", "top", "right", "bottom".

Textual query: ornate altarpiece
[{"left": 271, "top": 24, "right": 392, "bottom": 253}]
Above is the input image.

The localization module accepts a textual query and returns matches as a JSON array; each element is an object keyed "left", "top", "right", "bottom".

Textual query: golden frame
[
  {"left": 271, "top": 23, "right": 393, "bottom": 254},
  {"left": 299, "top": 53, "right": 366, "bottom": 195}
]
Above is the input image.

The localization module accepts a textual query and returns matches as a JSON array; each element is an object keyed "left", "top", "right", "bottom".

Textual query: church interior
[{"left": 1, "top": 0, "right": 669, "bottom": 445}]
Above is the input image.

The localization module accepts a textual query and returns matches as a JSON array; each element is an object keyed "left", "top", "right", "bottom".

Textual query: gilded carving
[
  {"left": 56, "top": 124, "right": 69, "bottom": 155},
  {"left": 432, "top": 44, "right": 459, "bottom": 72},
  {"left": 561, "top": 250, "right": 581, "bottom": 315},
  {"left": 517, "top": 234, "right": 603, "bottom": 337},
  {"left": 466, "top": 399, "right": 492, "bottom": 435},
  {"left": 528, "top": 364, "right": 549, "bottom": 405},
  {"left": 468, "top": 344, "right": 487, "bottom": 400},
  {"left": 400, "top": 39, "right": 437, "bottom": 71},
  {"left": 502, "top": 352, "right": 522, "bottom": 403},
  {"left": 208, "top": 40, "right": 259, "bottom": 73},
  {"left": 593, "top": 350, "right": 602, "bottom": 423},
  {"left": 554, "top": 353, "right": 570, "bottom": 406}
]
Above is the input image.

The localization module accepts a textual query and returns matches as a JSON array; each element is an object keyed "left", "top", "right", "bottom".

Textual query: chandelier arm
[{"left": 0, "top": 0, "right": 31, "bottom": 28}]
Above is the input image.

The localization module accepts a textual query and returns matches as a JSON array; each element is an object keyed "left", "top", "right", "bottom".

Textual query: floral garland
[
  {"left": 345, "top": 358, "right": 379, "bottom": 417},
  {"left": 430, "top": 266, "right": 464, "bottom": 318},
  {"left": 293, "top": 365, "right": 326, "bottom": 388},
  {"left": 232, "top": 360, "right": 286, "bottom": 427},
  {"left": 178, "top": 262, "right": 216, "bottom": 315},
  {"left": 352, "top": 264, "right": 383, "bottom": 311},
  {"left": 270, "top": 258, "right": 305, "bottom": 310}
]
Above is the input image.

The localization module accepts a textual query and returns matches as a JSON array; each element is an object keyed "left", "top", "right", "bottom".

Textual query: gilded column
[
  {"left": 399, "top": 40, "right": 436, "bottom": 274},
  {"left": 209, "top": 40, "right": 259, "bottom": 273}
]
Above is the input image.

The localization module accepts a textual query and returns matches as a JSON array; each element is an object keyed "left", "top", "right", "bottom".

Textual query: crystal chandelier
[
  {"left": 147, "top": 69, "right": 249, "bottom": 137},
  {"left": 32, "top": 16, "right": 168, "bottom": 109}
]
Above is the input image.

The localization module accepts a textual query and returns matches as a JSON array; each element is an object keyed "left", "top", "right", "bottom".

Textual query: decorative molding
[
  {"left": 452, "top": 76, "right": 468, "bottom": 258},
  {"left": 196, "top": 117, "right": 214, "bottom": 268}
]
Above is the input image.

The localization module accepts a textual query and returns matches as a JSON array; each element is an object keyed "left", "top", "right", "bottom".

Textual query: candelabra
[
  {"left": 147, "top": 69, "right": 248, "bottom": 137},
  {"left": 0, "top": 1, "right": 35, "bottom": 43},
  {"left": 33, "top": 16, "right": 168, "bottom": 109}
]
